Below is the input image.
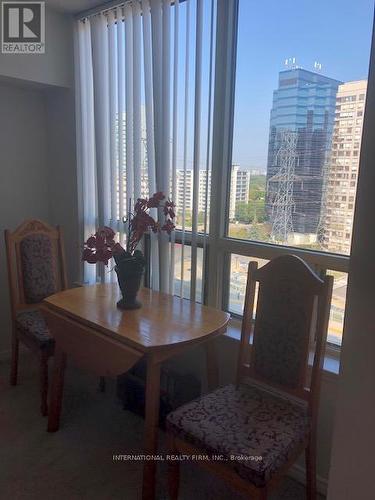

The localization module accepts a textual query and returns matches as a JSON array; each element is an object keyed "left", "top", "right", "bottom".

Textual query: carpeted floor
[{"left": 0, "top": 352, "right": 324, "bottom": 500}]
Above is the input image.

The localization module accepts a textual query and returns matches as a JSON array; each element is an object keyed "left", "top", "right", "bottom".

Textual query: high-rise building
[
  {"left": 175, "top": 170, "right": 194, "bottom": 212},
  {"left": 198, "top": 170, "right": 211, "bottom": 213},
  {"left": 322, "top": 80, "right": 367, "bottom": 254},
  {"left": 266, "top": 68, "right": 341, "bottom": 243},
  {"left": 175, "top": 165, "right": 249, "bottom": 219},
  {"left": 229, "top": 165, "right": 250, "bottom": 220},
  {"left": 235, "top": 166, "right": 251, "bottom": 202}
]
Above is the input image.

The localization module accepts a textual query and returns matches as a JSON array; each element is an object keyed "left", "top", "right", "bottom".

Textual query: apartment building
[
  {"left": 323, "top": 80, "right": 367, "bottom": 254},
  {"left": 175, "top": 165, "right": 250, "bottom": 219}
]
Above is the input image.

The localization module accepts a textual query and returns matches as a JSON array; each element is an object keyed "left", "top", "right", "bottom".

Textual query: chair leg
[
  {"left": 305, "top": 436, "right": 317, "bottom": 500},
  {"left": 10, "top": 335, "right": 19, "bottom": 386},
  {"left": 40, "top": 353, "right": 49, "bottom": 417},
  {"left": 167, "top": 435, "right": 180, "bottom": 500}
]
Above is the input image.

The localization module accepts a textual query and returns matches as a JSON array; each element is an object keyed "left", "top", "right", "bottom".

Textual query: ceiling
[{"left": 46, "top": 0, "right": 108, "bottom": 15}]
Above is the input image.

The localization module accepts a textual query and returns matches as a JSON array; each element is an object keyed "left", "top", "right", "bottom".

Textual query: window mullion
[{"left": 207, "top": 0, "right": 239, "bottom": 308}]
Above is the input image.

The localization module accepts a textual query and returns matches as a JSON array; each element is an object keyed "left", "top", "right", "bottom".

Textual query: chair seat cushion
[
  {"left": 16, "top": 310, "right": 54, "bottom": 351},
  {"left": 166, "top": 383, "right": 310, "bottom": 487}
]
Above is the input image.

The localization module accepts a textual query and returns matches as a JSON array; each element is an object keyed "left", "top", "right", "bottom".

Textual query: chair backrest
[
  {"left": 237, "top": 254, "right": 333, "bottom": 413},
  {"left": 5, "top": 219, "right": 67, "bottom": 316}
]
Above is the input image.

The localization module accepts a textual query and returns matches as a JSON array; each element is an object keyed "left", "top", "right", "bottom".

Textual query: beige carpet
[{"left": 0, "top": 352, "right": 323, "bottom": 500}]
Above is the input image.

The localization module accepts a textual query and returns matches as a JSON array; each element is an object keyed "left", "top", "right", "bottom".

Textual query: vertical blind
[{"left": 75, "top": 0, "right": 216, "bottom": 299}]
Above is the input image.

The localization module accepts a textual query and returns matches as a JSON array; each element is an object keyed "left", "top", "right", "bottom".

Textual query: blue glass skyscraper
[{"left": 266, "top": 68, "right": 341, "bottom": 240}]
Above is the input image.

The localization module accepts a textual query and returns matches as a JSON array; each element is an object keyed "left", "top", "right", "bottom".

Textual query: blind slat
[
  {"left": 169, "top": 0, "right": 179, "bottom": 294},
  {"left": 117, "top": 6, "right": 126, "bottom": 235},
  {"left": 179, "top": 0, "right": 191, "bottom": 298},
  {"left": 190, "top": 0, "right": 204, "bottom": 300}
]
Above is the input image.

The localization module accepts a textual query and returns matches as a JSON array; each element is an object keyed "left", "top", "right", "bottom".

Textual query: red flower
[
  {"left": 83, "top": 192, "right": 175, "bottom": 260},
  {"left": 95, "top": 248, "right": 106, "bottom": 262},
  {"left": 82, "top": 226, "right": 125, "bottom": 265},
  {"left": 95, "top": 235, "right": 106, "bottom": 249},
  {"left": 82, "top": 248, "right": 94, "bottom": 260},
  {"left": 103, "top": 226, "right": 115, "bottom": 238},
  {"left": 86, "top": 236, "right": 96, "bottom": 248},
  {"left": 135, "top": 198, "right": 148, "bottom": 212},
  {"left": 85, "top": 253, "right": 98, "bottom": 264},
  {"left": 162, "top": 219, "right": 175, "bottom": 235},
  {"left": 163, "top": 200, "right": 176, "bottom": 219},
  {"left": 147, "top": 191, "right": 165, "bottom": 208}
]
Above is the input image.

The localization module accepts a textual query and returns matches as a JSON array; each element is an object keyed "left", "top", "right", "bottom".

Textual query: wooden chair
[
  {"left": 166, "top": 254, "right": 333, "bottom": 500},
  {"left": 5, "top": 219, "right": 67, "bottom": 416}
]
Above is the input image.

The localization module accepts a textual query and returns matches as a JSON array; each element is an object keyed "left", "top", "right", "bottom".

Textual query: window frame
[{"left": 205, "top": 0, "right": 368, "bottom": 359}]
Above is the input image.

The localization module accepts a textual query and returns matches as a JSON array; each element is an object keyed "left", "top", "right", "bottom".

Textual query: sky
[{"left": 232, "top": 0, "right": 374, "bottom": 171}]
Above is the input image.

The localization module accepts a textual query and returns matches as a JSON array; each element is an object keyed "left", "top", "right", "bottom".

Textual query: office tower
[
  {"left": 322, "top": 80, "right": 367, "bottom": 254},
  {"left": 266, "top": 68, "right": 341, "bottom": 244}
]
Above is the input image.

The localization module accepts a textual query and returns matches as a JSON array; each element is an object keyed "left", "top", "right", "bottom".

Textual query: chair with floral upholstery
[
  {"left": 166, "top": 254, "right": 333, "bottom": 500},
  {"left": 5, "top": 219, "right": 67, "bottom": 416}
]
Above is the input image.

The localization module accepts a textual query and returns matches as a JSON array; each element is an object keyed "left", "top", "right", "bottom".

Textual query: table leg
[
  {"left": 47, "top": 346, "right": 66, "bottom": 433},
  {"left": 142, "top": 357, "right": 161, "bottom": 500},
  {"left": 205, "top": 340, "right": 219, "bottom": 391}
]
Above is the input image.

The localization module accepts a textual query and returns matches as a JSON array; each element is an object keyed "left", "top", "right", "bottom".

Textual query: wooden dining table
[{"left": 41, "top": 284, "right": 230, "bottom": 500}]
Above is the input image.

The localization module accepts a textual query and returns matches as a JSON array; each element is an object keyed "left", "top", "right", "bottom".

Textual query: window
[
  {"left": 228, "top": 4, "right": 369, "bottom": 260},
  {"left": 326, "top": 271, "right": 348, "bottom": 346},
  {"left": 204, "top": 0, "right": 372, "bottom": 352},
  {"left": 227, "top": 255, "right": 349, "bottom": 346},
  {"left": 229, "top": 255, "right": 267, "bottom": 315},
  {"left": 173, "top": 243, "right": 204, "bottom": 302}
]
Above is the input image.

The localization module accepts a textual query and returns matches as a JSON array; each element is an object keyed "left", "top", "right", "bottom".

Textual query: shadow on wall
[{"left": 0, "top": 83, "right": 78, "bottom": 356}]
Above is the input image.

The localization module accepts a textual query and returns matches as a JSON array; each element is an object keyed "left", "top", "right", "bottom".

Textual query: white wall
[
  {"left": 0, "top": 7, "right": 78, "bottom": 356},
  {"left": 45, "top": 87, "right": 79, "bottom": 284},
  {"left": 0, "top": 8, "right": 74, "bottom": 88},
  {"left": 0, "top": 83, "right": 51, "bottom": 354}
]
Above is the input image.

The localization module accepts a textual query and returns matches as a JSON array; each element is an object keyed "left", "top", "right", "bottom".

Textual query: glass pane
[
  {"left": 228, "top": 255, "right": 347, "bottom": 347},
  {"left": 228, "top": 255, "right": 268, "bottom": 315},
  {"left": 327, "top": 270, "right": 348, "bottom": 346},
  {"left": 173, "top": 0, "right": 215, "bottom": 234},
  {"left": 229, "top": 0, "right": 373, "bottom": 255},
  {"left": 173, "top": 244, "right": 203, "bottom": 303}
]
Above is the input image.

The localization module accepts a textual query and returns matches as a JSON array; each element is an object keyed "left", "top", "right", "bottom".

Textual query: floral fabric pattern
[
  {"left": 166, "top": 383, "right": 310, "bottom": 487},
  {"left": 20, "top": 234, "right": 56, "bottom": 303},
  {"left": 16, "top": 310, "right": 54, "bottom": 350},
  {"left": 252, "top": 276, "right": 313, "bottom": 389}
]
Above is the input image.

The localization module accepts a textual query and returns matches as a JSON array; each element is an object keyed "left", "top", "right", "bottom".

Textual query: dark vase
[{"left": 115, "top": 250, "right": 146, "bottom": 310}]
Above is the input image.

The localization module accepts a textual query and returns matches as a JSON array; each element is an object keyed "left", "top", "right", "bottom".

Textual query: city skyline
[{"left": 232, "top": 0, "right": 373, "bottom": 170}]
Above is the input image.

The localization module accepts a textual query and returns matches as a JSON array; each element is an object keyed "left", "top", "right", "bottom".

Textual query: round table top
[{"left": 43, "top": 284, "right": 230, "bottom": 351}]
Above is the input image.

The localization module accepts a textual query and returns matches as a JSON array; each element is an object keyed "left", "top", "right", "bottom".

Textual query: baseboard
[{"left": 288, "top": 462, "right": 328, "bottom": 496}]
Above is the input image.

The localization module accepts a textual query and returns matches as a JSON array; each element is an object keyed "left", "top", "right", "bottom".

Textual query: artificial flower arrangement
[{"left": 82, "top": 192, "right": 175, "bottom": 309}]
